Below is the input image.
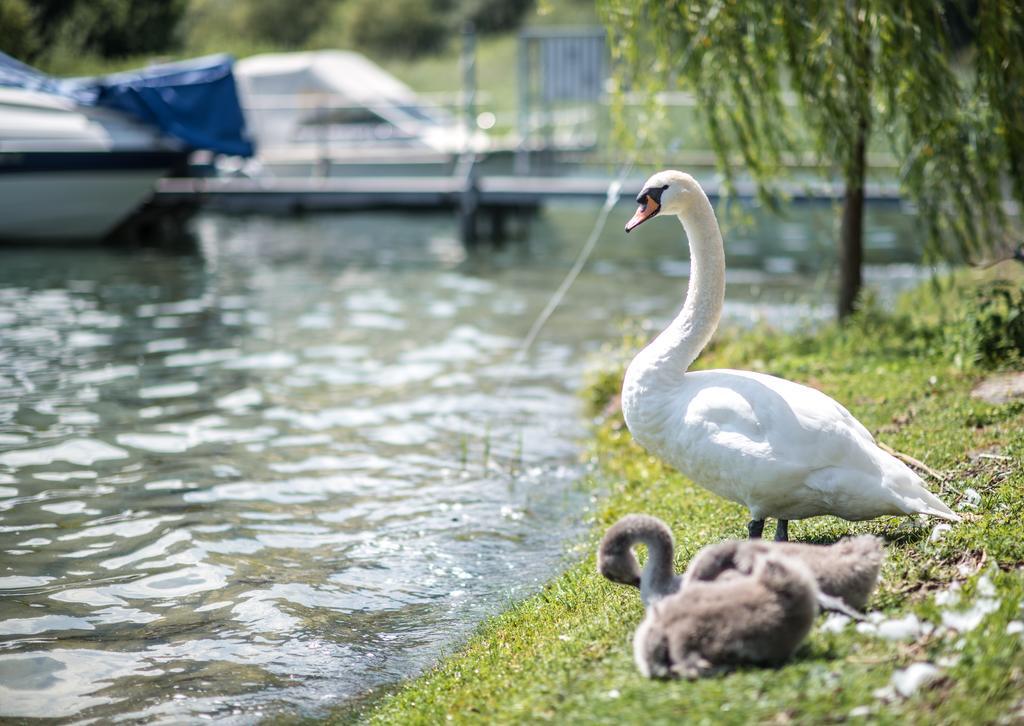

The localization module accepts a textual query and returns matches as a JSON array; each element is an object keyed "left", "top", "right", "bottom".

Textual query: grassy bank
[{"left": 351, "top": 267, "right": 1024, "bottom": 724}]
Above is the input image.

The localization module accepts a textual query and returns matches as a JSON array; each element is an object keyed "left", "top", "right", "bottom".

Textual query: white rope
[
  {"left": 502, "top": 2, "right": 717, "bottom": 369},
  {"left": 511, "top": 161, "right": 634, "bottom": 366}
]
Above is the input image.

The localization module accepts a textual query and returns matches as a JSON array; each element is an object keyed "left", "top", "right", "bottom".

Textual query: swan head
[{"left": 625, "top": 170, "right": 703, "bottom": 233}]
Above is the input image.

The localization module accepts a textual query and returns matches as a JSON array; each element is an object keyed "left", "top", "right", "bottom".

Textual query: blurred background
[{"left": 1, "top": 0, "right": 1019, "bottom": 722}]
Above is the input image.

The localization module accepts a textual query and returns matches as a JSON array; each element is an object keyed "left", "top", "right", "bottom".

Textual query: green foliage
[
  {"left": 582, "top": 269, "right": 1024, "bottom": 422},
  {"left": 11, "top": 0, "right": 541, "bottom": 72},
  {"left": 232, "top": 0, "right": 531, "bottom": 60},
  {"left": 340, "top": 0, "right": 450, "bottom": 59},
  {"left": 965, "top": 279, "right": 1024, "bottom": 369},
  {"left": 23, "top": 0, "right": 187, "bottom": 63},
  {"left": 237, "top": 0, "right": 336, "bottom": 48},
  {"left": 461, "top": 0, "right": 534, "bottom": 35},
  {"left": 975, "top": 0, "right": 1024, "bottom": 208},
  {"left": 597, "top": 0, "right": 1024, "bottom": 303},
  {"left": 0, "top": 0, "right": 37, "bottom": 60}
]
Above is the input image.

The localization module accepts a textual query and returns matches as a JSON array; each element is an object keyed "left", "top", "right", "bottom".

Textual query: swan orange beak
[{"left": 625, "top": 196, "right": 660, "bottom": 233}]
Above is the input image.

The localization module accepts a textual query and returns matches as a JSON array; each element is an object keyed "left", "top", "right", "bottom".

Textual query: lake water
[{"left": 0, "top": 200, "right": 924, "bottom": 722}]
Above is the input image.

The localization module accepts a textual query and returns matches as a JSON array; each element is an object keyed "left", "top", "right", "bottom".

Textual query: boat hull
[{"left": 0, "top": 151, "right": 185, "bottom": 241}]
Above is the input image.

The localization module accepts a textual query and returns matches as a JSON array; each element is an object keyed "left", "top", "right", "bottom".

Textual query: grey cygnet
[
  {"left": 633, "top": 551, "right": 819, "bottom": 679},
  {"left": 598, "top": 514, "right": 884, "bottom": 612},
  {"left": 597, "top": 513, "right": 682, "bottom": 606},
  {"left": 682, "top": 535, "right": 884, "bottom": 612}
]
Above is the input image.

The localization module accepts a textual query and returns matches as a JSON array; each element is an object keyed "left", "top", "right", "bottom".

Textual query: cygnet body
[
  {"left": 599, "top": 514, "right": 884, "bottom": 612},
  {"left": 633, "top": 552, "right": 818, "bottom": 679},
  {"left": 683, "top": 535, "right": 884, "bottom": 611}
]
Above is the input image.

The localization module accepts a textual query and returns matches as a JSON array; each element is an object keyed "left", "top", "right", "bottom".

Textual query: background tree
[
  {"left": 598, "top": 0, "right": 1024, "bottom": 319},
  {"left": 14, "top": 0, "right": 186, "bottom": 62},
  {"left": 0, "top": 0, "right": 38, "bottom": 60},
  {"left": 237, "top": 0, "right": 336, "bottom": 48},
  {"left": 339, "top": 0, "right": 534, "bottom": 59}
]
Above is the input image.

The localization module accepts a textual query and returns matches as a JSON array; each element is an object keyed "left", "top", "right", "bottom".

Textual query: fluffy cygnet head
[
  {"left": 634, "top": 551, "right": 819, "bottom": 679},
  {"left": 597, "top": 514, "right": 682, "bottom": 606}
]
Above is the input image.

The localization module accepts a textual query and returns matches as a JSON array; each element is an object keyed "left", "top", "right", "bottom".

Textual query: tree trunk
[{"left": 838, "top": 116, "right": 868, "bottom": 321}]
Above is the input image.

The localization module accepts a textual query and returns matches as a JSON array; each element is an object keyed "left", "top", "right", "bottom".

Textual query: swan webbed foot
[
  {"left": 747, "top": 519, "right": 765, "bottom": 539},
  {"left": 774, "top": 520, "right": 789, "bottom": 542}
]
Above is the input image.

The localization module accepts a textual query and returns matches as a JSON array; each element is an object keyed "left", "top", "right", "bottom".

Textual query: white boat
[
  {"left": 0, "top": 51, "right": 252, "bottom": 242},
  {"left": 0, "top": 87, "right": 187, "bottom": 240},
  {"left": 232, "top": 50, "right": 486, "bottom": 177}
]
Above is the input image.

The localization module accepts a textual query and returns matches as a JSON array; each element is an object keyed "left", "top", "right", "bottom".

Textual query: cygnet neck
[{"left": 636, "top": 529, "right": 679, "bottom": 605}]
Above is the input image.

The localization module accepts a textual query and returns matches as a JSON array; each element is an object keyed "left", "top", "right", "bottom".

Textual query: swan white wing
[
  {"left": 733, "top": 373, "right": 958, "bottom": 520},
  {"left": 715, "top": 369, "right": 876, "bottom": 445},
  {"left": 632, "top": 369, "right": 953, "bottom": 520},
  {"left": 677, "top": 369, "right": 877, "bottom": 473}
]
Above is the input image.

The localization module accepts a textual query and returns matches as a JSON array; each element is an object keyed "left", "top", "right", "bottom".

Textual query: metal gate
[{"left": 516, "top": 27, "right": 607, "bottom": 173}]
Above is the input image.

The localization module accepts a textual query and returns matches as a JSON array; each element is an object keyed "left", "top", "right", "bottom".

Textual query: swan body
[{"left": 621, "top": 171, "right": 960, "bottom": 536}]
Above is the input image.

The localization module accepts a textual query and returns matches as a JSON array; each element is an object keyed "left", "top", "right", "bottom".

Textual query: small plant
[
  {"left": 964, "top": 279, "right": 1024, "bottom": 370},
  {"left": 583, "top": 367, "right": 623, "bottom": 418}
]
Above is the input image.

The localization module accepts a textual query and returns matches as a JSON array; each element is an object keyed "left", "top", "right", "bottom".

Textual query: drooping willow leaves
[{"left": 598, "top": 0, "right": 1024, "bottom": 287}]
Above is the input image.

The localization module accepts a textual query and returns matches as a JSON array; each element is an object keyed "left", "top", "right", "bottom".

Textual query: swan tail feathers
[
  {"left": 916, "top": 501, "right": 962, "bottom": 523},
  {"left": 884, "top": 456, "right": 962, "bottom": 522},
  {"left": 895, "top": 481, "right": 962, "bottom": 522}
]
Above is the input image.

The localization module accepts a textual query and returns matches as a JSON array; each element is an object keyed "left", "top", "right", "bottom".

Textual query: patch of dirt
[
  {"left": 880, "top": 405, "right": 918, "bottom": 435},
  {"left": 971, "top": 371, "right": 1024, "bottom": 404},
  {"left": 966, "top": 444, "right": 1007, "bottom": 462}
]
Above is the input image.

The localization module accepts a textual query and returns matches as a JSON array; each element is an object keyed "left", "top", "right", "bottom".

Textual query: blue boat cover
[{"left": 0, "top": 52, "right": 253, "bottom": 157}]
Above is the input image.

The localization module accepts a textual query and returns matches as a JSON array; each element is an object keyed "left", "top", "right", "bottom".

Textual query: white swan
[{"left": 621, "top": 170, "right": 961, "bottom": 541}]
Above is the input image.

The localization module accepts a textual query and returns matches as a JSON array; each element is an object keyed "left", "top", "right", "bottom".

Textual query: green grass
[{"left": 348, "top": 268, "right": 1024, "bottom": 724}]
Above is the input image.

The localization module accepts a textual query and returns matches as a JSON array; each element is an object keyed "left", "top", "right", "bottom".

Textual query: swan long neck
[{"left": 641, "top": 191, "right": 726, "bottom": 377}]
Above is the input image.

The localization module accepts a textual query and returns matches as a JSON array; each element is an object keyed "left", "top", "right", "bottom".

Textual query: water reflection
[{"left": 0, "top": 202, "right": 923, "bottom": 721}]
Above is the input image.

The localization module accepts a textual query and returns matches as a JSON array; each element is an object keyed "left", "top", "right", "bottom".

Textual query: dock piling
[{"left": 456, "top": 153, "right": 480, "bottom": 247}]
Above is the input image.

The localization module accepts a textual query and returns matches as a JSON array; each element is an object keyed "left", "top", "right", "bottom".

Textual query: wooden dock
[
  {"left": 155, "top": 175, "right": 902, "bottom": 210},
  {"left": 152, "top": 174, "right": 903, "bottom": 245}
]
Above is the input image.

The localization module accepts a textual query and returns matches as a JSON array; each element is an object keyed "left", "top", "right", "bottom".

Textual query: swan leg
[
  {"left": 747, "top": 519, "right": 765, "bottom": 539},
  {"left": 774, "top": 520, "right": 789, "bottom": 542}
]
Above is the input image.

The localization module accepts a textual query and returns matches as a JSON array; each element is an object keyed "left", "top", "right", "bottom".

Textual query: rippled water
[{"left": 0, "top": 201, "right": 922, "bottom": 722}]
